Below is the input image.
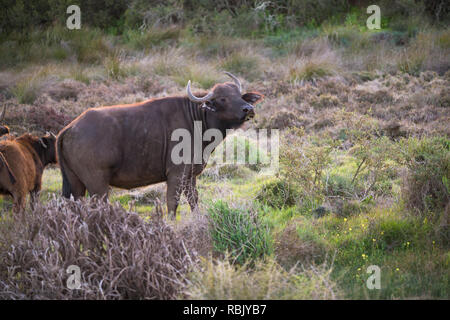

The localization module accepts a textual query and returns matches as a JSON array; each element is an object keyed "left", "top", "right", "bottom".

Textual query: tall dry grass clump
[
  {"left": 286, "top": 38, "right": 341, "bottom": 83},
  {"left": 183, "top": 257, "right": 339, "bottom": 300},
  {"left": 0, "top": 198, "right": 196, "bottom": 299}
]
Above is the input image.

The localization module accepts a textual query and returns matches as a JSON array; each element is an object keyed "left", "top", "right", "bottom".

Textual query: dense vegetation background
[{"left": 0, "top": 0, "right": 448, "bottom": 299}]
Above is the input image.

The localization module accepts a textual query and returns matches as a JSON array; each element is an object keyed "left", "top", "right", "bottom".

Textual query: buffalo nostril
[{"left": 243, "top": 105, "right": 254, "bottom": 113}]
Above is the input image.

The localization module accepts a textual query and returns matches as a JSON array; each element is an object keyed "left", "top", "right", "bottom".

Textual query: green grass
[
  {"left": 123, "top": 28, "right": 181, "bottom": 50},
  {"left": 208, "top": 200, "right": 273, "bottom": 265},
  {"left": 284, "top": 205, "right": 449, "bottom": 299}
]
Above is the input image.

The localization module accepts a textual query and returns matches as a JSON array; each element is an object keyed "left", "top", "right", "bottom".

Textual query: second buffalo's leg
[{"left": 12, "top": 192, "right": 26, "bottom": 213}]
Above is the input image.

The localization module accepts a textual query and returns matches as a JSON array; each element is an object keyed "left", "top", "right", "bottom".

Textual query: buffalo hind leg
[
  {"left": 62, "top": 168, "right": 86, "bottom": 199},
  {"left": 70, "top": 181, "right": 87, "bottom": 200},
  {"left": 84, "top": 171, "right": 110, "bottom": 201}
]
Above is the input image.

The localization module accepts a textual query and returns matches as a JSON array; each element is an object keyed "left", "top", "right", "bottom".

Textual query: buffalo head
[
  {"left": 186, "top": 72, "right": 263, "bottom": 127},
  {"left": 38, "top": 132, "right": 57, "bottom": 165}
]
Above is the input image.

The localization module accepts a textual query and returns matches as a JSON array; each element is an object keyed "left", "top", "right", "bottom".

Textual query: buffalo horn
[
  {"left": 224, "top": 71, "right": 242, "bottom": 93},
  {"left": 186, "top": 80, "right": 214, "bottom": 103}
]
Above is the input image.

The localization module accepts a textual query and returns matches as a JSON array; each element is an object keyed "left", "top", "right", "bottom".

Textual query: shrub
[
  {"left": 217, "top": 164, "right": 253, "bottom": 180},
  {"left": 0, "top": 198, "right": 194, "bottom": 299},
  {"left": 124, "top": 0, "right": 184, "bottom": 30},
  {"left": 348, "top": 136, "right": 396, "bottom": 198},
  {"left": 183, "top": 257, "right": 339, "bottom": 300},
  {"left": 22, "top": 105, "right": 72, "bottom": 133},
  {"left": 176, "top": 212, "right": 212, "bottom": 258},
  {"left": 9, "top": 70, "right": 48, "bottom": 104},
  {"left": 334, "top": 110, "right": 396, "bottom": 200},
  {"left": 10, "top": 79, "right": 41, "bottom": 104},
  {"left": 280, "top": 128, "right": 335, "bottom": 206},
  {"left": 207, "top": 201, "right": 272, "bottom": 265},
  {"left": 104, "top": 51, "right": 127, "bottom": 80},
  {"left": 256, "top": 179, "right": 299, "bottom": 209},
  {"left": 395, "top": 136, "right": 450, "bottom": 218}
]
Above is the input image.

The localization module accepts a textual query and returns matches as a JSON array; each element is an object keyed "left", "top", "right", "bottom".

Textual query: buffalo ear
[{"left": 242, "top": 92, "right": 263, "bottom": 104}]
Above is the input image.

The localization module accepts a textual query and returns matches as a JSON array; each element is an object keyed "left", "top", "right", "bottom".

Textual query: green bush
[
  {"left": 124, "top": 0, "right": 183, "bottom": 30},
  {"left": 208, "top": 201, "right": 272, "bottom": 265},
  {"left": 395, "top": 136, "right": 450, "bottom": 218},
  {"left": 256, "top": 179, "right": 299, "bottom": 209},
  {"left": 0, "top": 0, "right": 128, "bottom": 34},
  {"left": 280, "top": 128, "right": 335, "bottom": 206}
]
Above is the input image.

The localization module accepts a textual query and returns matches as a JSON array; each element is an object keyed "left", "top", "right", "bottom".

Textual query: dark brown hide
[{"left": 57, "top": 79, "right": 263, "bottom": 218}]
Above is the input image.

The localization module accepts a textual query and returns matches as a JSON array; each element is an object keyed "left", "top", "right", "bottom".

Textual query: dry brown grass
[
  {"left": 285, "top": 40, "right": 341, "bottom": 83},
  {"left": 0, "top": 198, "right": 196, "bottom": 299},
  {"left": 274, "top": 222, "right": 325, "bottom": 269},
  {"left": 183, "top": 256, "right": 339, "bottom": 300},
  {"left": 175, "top": 211, "right": 212, "bottom": 258}
]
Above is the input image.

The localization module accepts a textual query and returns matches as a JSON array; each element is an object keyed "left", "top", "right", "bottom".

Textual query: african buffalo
[
  {"left": 0, "top": 132, "right": 57, "bottom": 212},
  {"left": 57, "top": 72, "right": 263, "bottom": 217},
  {"left": 0, "top": 106, "right": 10, "bottom": 137}
]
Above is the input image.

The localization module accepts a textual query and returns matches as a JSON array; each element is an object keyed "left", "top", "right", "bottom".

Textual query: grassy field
[{"left": 0, "top": 1, "right": 448, "bottom": 299}]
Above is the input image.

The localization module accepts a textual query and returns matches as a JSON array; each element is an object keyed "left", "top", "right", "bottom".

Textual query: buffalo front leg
[
  {"left": 166, "top": 174, "right": 182, "bottom": 219},
  {"left": 183, "top": 176, "right": 198, "bottom": 213}
]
